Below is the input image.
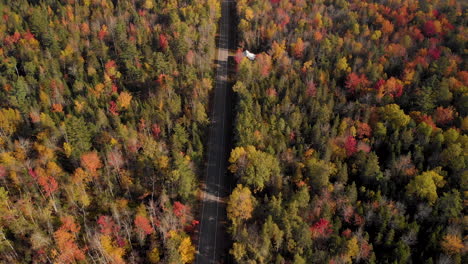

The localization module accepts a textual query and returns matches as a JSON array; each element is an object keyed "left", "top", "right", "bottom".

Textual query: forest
[
  {"left": 0, "top": 0, "right": 220, "bottom": 263},
  {"left": 227, "top": 0, "right": 467, "bottom": 263},
  {"left": 0, "top": 0, "right": 467, "bottom": 263}
]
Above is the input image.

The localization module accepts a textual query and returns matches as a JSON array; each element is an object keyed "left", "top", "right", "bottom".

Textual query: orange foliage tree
[
  {"left": 54, "top": 215, "right": 85, "bottom": 263},
  {"left": 80, "top": 151, "right": 102, "bottom": 178}
]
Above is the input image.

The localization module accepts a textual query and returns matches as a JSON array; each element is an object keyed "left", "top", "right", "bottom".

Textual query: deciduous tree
[{"left": 227, "top": 185, "right": 254, "bottom": 226}]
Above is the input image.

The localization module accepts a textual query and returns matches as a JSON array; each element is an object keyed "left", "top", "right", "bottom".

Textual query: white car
[{"left": 243, "top": 50, "right": 256, "bottom": 61}]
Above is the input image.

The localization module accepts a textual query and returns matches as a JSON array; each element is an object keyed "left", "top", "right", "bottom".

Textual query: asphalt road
[{"left": 195, "top": 0, "right": 233, "bottom": 263}]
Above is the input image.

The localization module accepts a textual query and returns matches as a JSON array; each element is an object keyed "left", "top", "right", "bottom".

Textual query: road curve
[{"left": 196, "top": 0, "right": 233, "bottom": 263}]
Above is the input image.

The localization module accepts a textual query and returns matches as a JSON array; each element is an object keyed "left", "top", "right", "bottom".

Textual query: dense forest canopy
[
  {"left": 0, "top": 0, "right": 220, "bottom": 263},
  {"left": 228, "top": 0, "right": 467, "bottom": 263},
  {"left": 0, "top": 0, "right": 467, "bottom": 263}
]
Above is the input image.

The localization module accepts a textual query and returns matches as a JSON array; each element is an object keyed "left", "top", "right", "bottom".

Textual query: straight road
[{"left": 196, "top": 0, "right": 233, "bottom": 263}]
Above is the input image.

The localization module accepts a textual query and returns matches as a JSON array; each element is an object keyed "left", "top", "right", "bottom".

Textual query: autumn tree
[
  {"left": 54, "top": 216, "right": 85, "bottom": 263},
  {"left": 134, "top": 204, "right": 154, "bottom": 239},
  {"left": 229, "top": 146, "right": 280, "bottom": 191},
  {"left": 117, "top": 91, "right": 132, "bottom": 109},
  {"left": 0, "top": 108, "right": 21, "bottom": 137},
  {"left": 80, "top": 151, "right": 102, "bottom": 178},
  {"left": 407, "top": 170, "right": 445, "bottom": 204},
  {"left": 292, "top": 37, "right": 305, "bottom": 58},
  {"left": 440, "top": 234, "right": 464, "bottom": 255},
  {"left": 227, "top": 184, "right": 254, "bottom": 226},
  {"left": 380, "top": 104, "right": 411, "bottom": 128},
  {"left": 166, "top": 230, "right": 195, "bottom": 264}
]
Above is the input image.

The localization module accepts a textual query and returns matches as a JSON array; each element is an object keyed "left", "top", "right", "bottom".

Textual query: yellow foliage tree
[
  {"left": 168, "top": 230, "right": 195, "bottom": 263},
  {"left": 0, "top": 108, "right": 21, "bottom": 136},
  {"left": 39, "top": 90, "right": 51, "bottom": 107},
  {"left": 117, "top": 91, "right": 132, "bottom": 109},
  {"left": 60, "top": 44, "right": 74, "bottom": 60},
  {"left": 72, "top": 167, "right": 90, "bottom": 184},
  {"left": 144, "top": 0, "right": 154, "bottom": 9},
  {"left": 407, "top": 170, "right": 445, "bottom": 204},
  {"left": 63, "top": 142, "right": 72, "bottom": 158},
  {"left": 91, "top": 83, "right": 105, "bottom": 97},
  {"left": 371, "top": 30, "right": 382, "bottom": 40},
  {"left": 34, "top": 142, "right": 55, "bottom": 161},
  {"left": 100, "top": 234, "right": 126, "bottom": 264},
  {"left": 147, "top": 247, "right": 160, "bottom": 263},
  {"left": 270, "top": 41, "right": 286, "bottom": 60},
  {"left": 346, "top": 237, "right": 360, "bottom": 260},
  {"left": 179, "top": 236, "right": 195, "bottom": 263},
  {"left": 47, "top": 161, "right": 63, "bottom": 177},
  {"left": 336, "top": 57, "right": 351, "bottom": 72},
  {"left": 228, "top": 147, "right": 247, "bottom": 173},
  {"left": 227, "top": 184, "right": 254, "bottom": 226},
  {"left": 245, "top": 8, "right": 254, "bottom": 21}
]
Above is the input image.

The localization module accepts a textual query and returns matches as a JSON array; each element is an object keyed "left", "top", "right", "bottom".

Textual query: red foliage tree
[
  {"left": 310, "top": 218, "right": 332, "bottom": 237},
  {"left": 97, "top": 215, "right": 118, "bottom": 235},
  {"left": 345, "top": 73, "right": 369, "bottom": 94},
  {"left": 152, "top": 123, "right": 161, "bottom": 138},
  {"left": 173, "top": 201, "right": 186, "bottom": 217},
  {"left": 266, "top": 88, "right": 277, "bottom": 97},
  {"left": 344, "top": 136, "right": 357, "bottom": 157},
  {"left": 421, "top": 115, "right": 437, "bottom": 130},
  {"left": 109, "top": 101, "right": 119, "bottom": 116},
  {"left": 234, "top": 48, "right": 244, "bottom": 64},
  {"left": 4, "top": 31, "right": 21, "bottom": 45},
  {"left": 98, "top": 26, "right": 107, "bottom": 40},
  {"left": 111, "top": 84, "right": 118, "bottom": 94},
  {"left": 184, "top": 219, "right": 200, "bottom": 233},
  {"left": 23, "top": 30, "right": 35, "bottom": 41},
  {"left": 105, "top": 60, "right": 116, "bottom": 71},
  {"left": 353, "top": 213, "right": 365, "bottom": 226},
  {"left": 423, "top": 21, "right": 437, "bottom": 37},
  {"left": 32, "top": 167, "right": 58, "bottom": 197},
  {"left": 306, "top": 81, "right": 317, "bottom": 97},
  {"left": 0, "top": 165, "right": 6, "bottom": 179},
  {"left": 28, "top": 168, "right": 37, "bottom": 179},
  {"left": 289, "top": 131, "right": 295, "bottom": 141},
  {"left": 342, "top": 229, "right": 352, "bottom": 238},
  {"left": 11, "top": 31, "right": 20, "bottom": 42},
  {"left": 276, "top": 8, "right": 290, "bottom": 29},
  {"left": 428, "top": 47, "right": 441, "bottom": 60},
  {"left": 134, "top": 215, "right": 154, "bottom": 235},
  {"left": 37, "top": 175, "right": 58, "bottom": 197},
  {"left": 159, "top": 34, "right": 169, "bottom": 50},
  {"left": 374, "top": 79, "right": 385, "bottom": 90}
]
